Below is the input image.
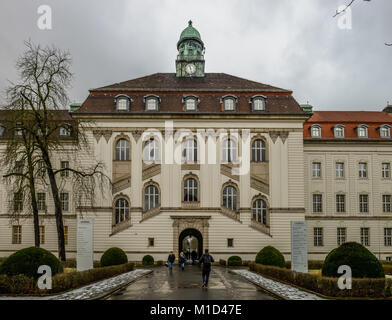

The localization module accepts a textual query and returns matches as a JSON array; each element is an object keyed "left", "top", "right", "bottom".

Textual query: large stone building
[{"left": 0, "top": 22, "right": 391, "bottom": 262}]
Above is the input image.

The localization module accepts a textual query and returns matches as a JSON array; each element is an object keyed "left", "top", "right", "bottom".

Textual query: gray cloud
[{"left": 0, "top": 0, "right": 391, "bottom": 110}]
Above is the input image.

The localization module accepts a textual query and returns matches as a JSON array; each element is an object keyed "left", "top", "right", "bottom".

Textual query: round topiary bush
[
  {"left": 100, "top": 247, "right": 128, "bottom": 267},
  {"left": 0, "top": 247, "right": 63, "bottom": 279},
  {"left": 228, "top": 256, "right": 243, "bottom": 266},
  {"left": 142, "top": 255, "right": 154, "bottom": 266},
  {"left": 255, "top": 246, "right": 286, "bottom": 268},
  {"left": 322, "top": 242, "right": 385, "bottom": 278}
]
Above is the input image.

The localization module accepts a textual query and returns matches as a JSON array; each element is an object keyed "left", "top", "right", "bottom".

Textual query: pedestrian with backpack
[
  {"left": 167, "top": 251, "right": 176, "bottom": 270},
  {"left": 199, "top": 249, "right": 214, "bottom": 288}
]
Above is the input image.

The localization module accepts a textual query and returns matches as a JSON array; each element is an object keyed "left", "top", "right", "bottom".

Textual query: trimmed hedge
[
  {"left": 219, "top": 259, "right": 227, "bottom": 267},
  {"left": 0, "top": 247, "right": 63, "bottom": 280},
  {"left": 249, "top": 262, "right": 391, "bottom": 298},
  {"left": 100, "top": 247, "right": 128, "bottom": 267},
  {"left": 0, "top": 262, "right": 134, "bottom": 295},
  {"left": 322, "top": 242, "right": 385, "bottom": 279},
  {"left": 142, "top": 255, "right": 154, "bottom": 266},
  {"left": 228, "top": 256, "right": 243, "bottom": 266},
  {"left": 285, "top": 260, "right": 324, "bottom": 270},
  {"left": 255, "top": 246, "right": 285, "bottom": 268}
]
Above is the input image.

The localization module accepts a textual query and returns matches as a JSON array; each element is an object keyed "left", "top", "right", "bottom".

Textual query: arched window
[
  {"left": 184, "top": 139, "right": 197, "bottom": 162},
  {"left": 252, "top": 139, "right": 266, "bottom": 162},
  {"left": 184, "top": 178, "right": 198, "bottom": 202},
  {"left": 252, "top": 199, "right": 267, "bottom": 225},
  {"left": 115, "top": 94, "right": 130, "bottom": 111},
  {"left": 222, "top": 138, "right": 237, "bottom": 162},
  {"left": 223, "top": 185, "right": 237, "bottom": 211},
  {"left": 310, "top": 125, "right": 322, "bottom": 138},
  {"left": 144, "top": 138, "right": 160, "bottom": 161},
  {"left": 221, "top": 95, "right": 237, "bottom": 112},
  {"left": 115, "top": 139, "right": 130, "bottom": 161},
  {"left": 379, "top": 125, "right": 391, "bottom": 138},
  {"left": 334, "top": 125, "right": 345, "bottom": 138},
  {"left": 356, "top": 125, "right": 368, "bottom": 138},
  {"left": 251, "top": 96, "right": 266, "bottom": 111},
  {"left": 144, "top": 185, "right": 159, "bottom": 211},
  {"left": 115, "top": 198, "right": 129, "bottom": 225}
]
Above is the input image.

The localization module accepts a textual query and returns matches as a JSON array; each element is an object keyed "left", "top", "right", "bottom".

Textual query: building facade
[{"left": 0, "top": 22, "right": 391, "bottom": 262}]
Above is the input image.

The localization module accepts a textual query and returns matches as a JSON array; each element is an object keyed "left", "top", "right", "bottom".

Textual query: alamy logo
[
  {"left": 337, "top": 265, "right": 352, "bottom": 290},
  {"left": 37, "top": 265, "right": 52, "bottom": 290},
  {"left": 37, "top": 5, "right": 52, "bottom": 30}
]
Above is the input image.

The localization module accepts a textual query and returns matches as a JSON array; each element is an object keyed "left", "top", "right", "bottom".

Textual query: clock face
[{"left": 185, "top": 63, "right": 196, "bottom": 75}]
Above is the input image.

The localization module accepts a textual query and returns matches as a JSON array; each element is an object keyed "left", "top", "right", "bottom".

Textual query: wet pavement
[{"left": 107, "top": 265, "right": 275, "bottom": 300}]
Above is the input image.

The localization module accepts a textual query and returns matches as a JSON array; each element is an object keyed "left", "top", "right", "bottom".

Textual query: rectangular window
[
  {"left": 385, "top": 228, "right": 392, "bottom": 247},
  {"left": 313, "top": 194, "right": 322, "bottom": 213},
  {"left": 61, "top": 193, "right": 69, "bottom": 212},
  {"left": 359, "top": 194, "right": 369, "bottom": 213},
  {"left": 12, "top": 226, "right": 22, "bottom": 244},
  {"left": 14, "top": 192, "right": 23, "bottom": 211},
  {"left": 336, "top": 162, "right": 344, "bottom": 178},
  {"left": 361, "top": 227, "right": 370, "bottom": 246},
  {"left": 382, "top": 163, "right": 391, "bottom": 179},
  {"left": 227, "top": 238, "right": 234, "bottom": 248},
  {"left": 146, "top": 99, "right": 157, "bottom": 111},
  {"left": 64, "top": 226, "right": 68, "bottom": 245},
  {"left": 383, "top": 195, "right": 391, "bottom": 213},
  {"left": 37, "top": 193, "right": 46, "bottom": 211},
  {"left": 39, "top": 226, "right": 45, "bottom": 244},
  {"left": 38, "top": 161, "right": 46, "bottom": 177},
  {"left": 359, "top": 162, "right": 367, "bottom": 178},
  {"left": 336, "top": 194, "right": 346, "bottom": 213},
  {"left": 60, "top": 161, "right": 70, "bottom": 177},
  {"left": 314, "top": 228, "right": 323, "bottom": 247},
  {"left": 148, "top": 238, "right": 155, "bottom": 247},
  {"left": 312, "top": 162, "right": 321, "bottom": 178},
  {"left": 337, "top": 227, "right": 347, "bottom": 246}
]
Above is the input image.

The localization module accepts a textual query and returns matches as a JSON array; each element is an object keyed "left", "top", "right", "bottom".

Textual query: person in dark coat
[
  {"left": 167, "top": 251, "right": 176, "bottom": 270},
  {"left": 191, "top": 250, "right": 197, "bottom": 264},
  {"left": 179, "top": 251, "right": 186, "bottom": 271},
  {"left": 198, "top": 249, "right": 215, "bottom": 288}
]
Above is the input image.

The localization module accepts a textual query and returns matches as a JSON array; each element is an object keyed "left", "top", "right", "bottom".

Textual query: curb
[
  {"left": 91, "top": 270, "right": 153, "bottom": 300},
  {"left": 228, "top": 269, "right": 287, "bottom": 300}
]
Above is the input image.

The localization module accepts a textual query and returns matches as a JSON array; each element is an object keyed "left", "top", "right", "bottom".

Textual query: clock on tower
[{"left": 176, "top": 21, "right": 205, "bottom": 78}]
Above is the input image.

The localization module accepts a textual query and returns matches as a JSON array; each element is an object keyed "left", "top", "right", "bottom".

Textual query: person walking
[
  {"left": 167, "top": 251, "right": 176, "bottom": 270},
  {"left": 199, "top": 249, "right": 214, "bottom": 288},
  {"left": 179, "top": 251, "right": 186, "bottom": 271}
]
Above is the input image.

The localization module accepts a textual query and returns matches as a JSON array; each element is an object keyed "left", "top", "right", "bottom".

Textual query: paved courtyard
[{"left": 107, "top": 265, "right": 276, "bottom": 300}]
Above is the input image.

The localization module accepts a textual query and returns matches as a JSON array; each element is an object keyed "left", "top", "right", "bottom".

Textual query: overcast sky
[{"left": 0, "top": 0, "right": 391, "bottom": 111}]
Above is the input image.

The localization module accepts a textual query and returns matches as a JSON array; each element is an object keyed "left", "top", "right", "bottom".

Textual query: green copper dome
[{"left": 177, "top": 20, "right": 204, "bottom": 49}]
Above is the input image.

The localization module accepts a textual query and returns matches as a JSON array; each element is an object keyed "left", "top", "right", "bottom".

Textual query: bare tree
[
  {"left": 333, "top": 0, "right": 391, "bottom": 46},
  {"left": 3, "top": 41, "right": 111, "bottom": 261}
]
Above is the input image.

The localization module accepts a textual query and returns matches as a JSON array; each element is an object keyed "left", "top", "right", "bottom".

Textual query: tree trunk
[
  {"left": 29, "top": 179, "right": 40, "bottom": 247},
  {"left": 41, "top": 149, "right": 66, "bottom": 261}
]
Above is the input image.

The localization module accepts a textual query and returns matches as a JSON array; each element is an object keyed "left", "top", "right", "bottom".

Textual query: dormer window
[
  {"left": 115, "top": 95, "right": 130, "bottom": 111},
  {"left": 183, "top": 95, "right": 198, "bottom": 111},
  {"left": 356, "top": 125, "right": 368, "bottom": 138},
  {"left": 144, "top": 95, "right": 160, "bottom": 111},
  {"left": 310, "top": 124, "right": 322, "bottom": 138},
  {"left": 0, "top": 125, "right": 5, "bottom": 137},
  {"left": 222, "top": 95, "right": 237, "bottom": 111},
  {"left": 334, "top": 125, "right": 345, "bottom": 138},
  {"left": 60, "top": 124, "right": 72, "bottom": 137},
  {"left": 379, "top": 125, "right": 391, "bottom": 138},
  {"left": 15, "top": 123, "right": 23, "bottom": 136},
  {"left": 251, "top": 96, "right": 266, "bottom": 111}
]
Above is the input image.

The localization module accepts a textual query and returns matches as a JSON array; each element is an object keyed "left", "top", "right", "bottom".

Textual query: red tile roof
[{"left": 304, "top": 111, "right": 392, "bottom": 139}]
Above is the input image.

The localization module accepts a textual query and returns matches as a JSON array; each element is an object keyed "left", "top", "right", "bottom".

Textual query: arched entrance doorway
[{"left": 178, "top": 228, "right": 203, "bottom": 260}]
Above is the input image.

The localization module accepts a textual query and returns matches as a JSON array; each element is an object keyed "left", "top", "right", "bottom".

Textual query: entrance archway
[{"left": 178, "top": 228, "right": 203, "bottom": 259}]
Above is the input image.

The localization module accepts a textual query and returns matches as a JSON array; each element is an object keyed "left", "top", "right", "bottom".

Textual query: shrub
[
  {"left": 322, "top": 242, "right": 384, "bottom": 278},
  {"left": 142, "top": 255, "right": 154, "bottom": 266},
  {"left": 100, "top": 247, "right": 128, "bottom": 267},
  {"left": 308, "top": 260, "right": 324, "bottom": 270},
  {"left": 228, "top": 256, "right": 242, "bottom": 266},
  {"left": 219, "top": 259, "right": 227, "bottom": 266},
  {"left": 0, "top": 247, "right": 63, "bottom": 280},
  {"left": 255, "top": 246, "right": 285, "bottom": 268}
]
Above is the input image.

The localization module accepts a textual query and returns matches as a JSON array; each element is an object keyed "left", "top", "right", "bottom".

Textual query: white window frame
[
  {"left": 252, "top": 199, "right": 267, "bottom": 225},
  {"left": 310, "top": 125, "right": 322, "bottom": 138},
  {"left": 252, "top": 97, "right": 266, "bottom": 111},
  {"left": 314, "top": 227, "right": 323, "bottom": 247},
  {"left": 184, "top": 97, "right": 197, "bottom": 111},
  {"left": 312, "top": 162, "right": 321, "bottom": 178},
  {"left": 144, "top": 138, "right": 160, "bottom": 162},
  {"left": 61, "top": 192, "right": 69, "bottom": 212},
  {"left": 312, "top": 194, "right": 322, "bottom": 213},
  {"left": 59, "top": 125, "right": 71, "bottom": 137},
  {"left": 384, "top": 228, "right": 392, "bottom": 247},
  {"left": 115, "top": 139, "right": 130, "bottom": 161},
  {"left": 357, "top": 125, "right": 368, "bottom": 138},
  {"left": 334, "top": 125, "right": 345, "bottom": 138},
  {"left": 37, "top": 192, "right": 46, "bottom": 211},
  {"left": 115, "top": 198, "right": 129, "bottom": 225},
  {"left": 223, "top": 186, "right": 237, "bottom": 212},
  {"left": 336, "top": 162, "right": 344, "bottom": 178},
  {"left": 383, "top": 194, "right": 391, "bottom": 213},
  {"left": 146, "top": 98, "right": 158, "bottom": 111},
  {"left": 222, "top": 138, "right": 237, "bottom": 163},
  {"left": 252, "top": 139, "right": 266, "bottom": 162},
  {"left": 184, "top": 178, "right": 198, "bottom": 202},
  {"left": 184, "top": 138, "right": 197, "bottom": 162},
  {"left": 60, "top": 161, "right": 70, "bottom": 177},
  {"left": 359, "top": 162, "right": 368, "bottom": 178},
  {"left": 337, "top": 227, "right": 347, "bottom": 246},
  {"left": 359, "top": 194, "right": 369, "bottom": 213},
  {"left": 336, "top": 194, "right": 346, "bottom": 213},
  {"left": 382, "top": 163, "right": 391, "bottom": 179},
  {"left": 360, "top": 227, "right": 370, "bottom": 246},
  {"left": 144, "top": 185, "right": 159, "bottom": 211},
  {"left": 379, "top": 125, "right": 391, "bottom": 138}
]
